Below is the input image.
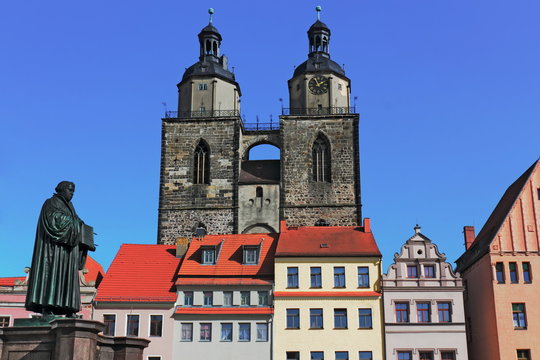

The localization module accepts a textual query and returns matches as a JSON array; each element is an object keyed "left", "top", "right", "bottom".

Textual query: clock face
[{"left": 308, "top": 75, "right": 329, "bottom": 95}]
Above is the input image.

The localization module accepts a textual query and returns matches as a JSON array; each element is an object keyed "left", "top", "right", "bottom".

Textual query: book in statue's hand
[{"left": 79, "top": 224, "right": 96, "bottom": 251}]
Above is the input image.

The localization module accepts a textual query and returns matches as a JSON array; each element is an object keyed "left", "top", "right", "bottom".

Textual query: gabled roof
[
  {"left": 95, "top": 244, "right": 180, "bottom": 302},
  {"left": 178, "top": 233, "right": 278, "bottom": 278},
  {"left": 276, "top": 226, "right": 381, "bottom": 257},
  {"left": 83, "top": 256, "right": 105, "bottom": 287},
  {"left": 456, "top": 160, "right": 539, "bottom": 272},
  {"left": 0, "top": 277, "right": 26, "bottom": 286}
]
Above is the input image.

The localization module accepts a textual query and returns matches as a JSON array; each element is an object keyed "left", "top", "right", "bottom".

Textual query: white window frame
[
  {"left": 125, "top": 313, "right": 140, "bottom": 337},
  {"left": 102, "top": 313, "right": 116, "bottom": 336},
  {"left": 0, "top": 315, "right": 11, "bottom": 327},
  {"left": 148, "top": 314, "right": 163, "bottom": 337},
  {"left": 180, "top": 322, "right": 193, "bottom": 342}
]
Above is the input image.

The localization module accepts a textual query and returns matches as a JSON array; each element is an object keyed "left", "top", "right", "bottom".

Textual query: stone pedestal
[{"left": 0, "top": 318, "right": 149, "bottom": 360}]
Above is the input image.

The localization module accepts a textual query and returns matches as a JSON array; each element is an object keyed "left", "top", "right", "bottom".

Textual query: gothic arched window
[
  {"left": 312, "top": 135, "right": 331, "bottom": 182},
  {"left": 194, "top": 141, "right": 210, "bottom": 184}
]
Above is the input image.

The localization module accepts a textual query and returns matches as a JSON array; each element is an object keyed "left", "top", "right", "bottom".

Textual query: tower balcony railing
[
  {"left": 164, "top": 110, "right": 241, "bottom": 118},
  {"left": 242, "top": 120, "right": 280, "bottom": 131},
  {"left": 282, "top": 106, "right": 356, "bottom": 116}
]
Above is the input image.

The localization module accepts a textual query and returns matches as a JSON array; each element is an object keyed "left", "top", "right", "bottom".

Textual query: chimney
[
  {"left": 363, "top": 218, "right": 371, "bottom": 233},
  {"left": 176, "top": 237, "right": 190, "bottom": 258},
  {"left": 463, "top": 226, "right": 475, "bottom": 250}
]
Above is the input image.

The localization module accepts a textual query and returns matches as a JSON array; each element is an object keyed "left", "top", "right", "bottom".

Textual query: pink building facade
[{"left": 456, "top": 159, "right": 540, "bottom": 360}]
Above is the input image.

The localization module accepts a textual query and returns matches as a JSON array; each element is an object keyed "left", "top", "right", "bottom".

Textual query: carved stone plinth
[{"left": 0, "top": 318, "right": 149, "bottom": 360}]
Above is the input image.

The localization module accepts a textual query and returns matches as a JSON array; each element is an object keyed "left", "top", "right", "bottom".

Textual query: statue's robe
[{"left": 25, "top": 194, "right": 86, "bottom": 315}]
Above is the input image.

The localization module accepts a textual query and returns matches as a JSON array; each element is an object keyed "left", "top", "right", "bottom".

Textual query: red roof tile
[
  {"left": 276, "top": 226, "right": 381, "bottom": 257},
  {"left": 175, "top": 307, "right": 273, "bottom": 315},
  {"left": 95, "top": 244, "right": 180, "bottom": 302},
  {"left": 176, "top": 278, "right": 272, "bottom": 286},
  {"left": 273, "top": 291, "right": 381, "bottom": 297},
  {"left": 0, "top": 277, "right": 26, "bottom": 286},
  {"left": 178, "top": 233, "right": 278, "bottom": 277},
  {"left": 83, "top": 256, "right": 105, "bottom": 287}
]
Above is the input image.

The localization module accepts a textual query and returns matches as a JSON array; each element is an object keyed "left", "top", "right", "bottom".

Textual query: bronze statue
[{"left": 25, "top": 181, "right": 94, "bottom": 317}]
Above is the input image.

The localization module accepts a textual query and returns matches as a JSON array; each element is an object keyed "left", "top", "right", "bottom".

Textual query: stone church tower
[{"left": 157, "top": 10, "right": 361, "bottom": 244}]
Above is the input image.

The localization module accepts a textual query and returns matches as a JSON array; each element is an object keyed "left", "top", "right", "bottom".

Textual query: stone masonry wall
[
  {"left": 158, "top": 117, "right": 239, "bottom": 244},
  {"left": 280, "top": 114, "right": 361, "bottom": 227}
]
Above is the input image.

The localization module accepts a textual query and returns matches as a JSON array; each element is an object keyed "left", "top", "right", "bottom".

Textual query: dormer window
[
  {"left": 198, "top": 83, "right": 208, "bottom": 91},
  {"left": 202, "top": 247, "right": 216, "bottom": 265},
  {"left": 243, "top": 246, "right": 260, "bottom": 265}
]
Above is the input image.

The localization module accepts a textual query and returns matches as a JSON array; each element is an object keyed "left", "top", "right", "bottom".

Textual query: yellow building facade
[{"left": 273, "top": 223, "right": 384, "bottom": 360}]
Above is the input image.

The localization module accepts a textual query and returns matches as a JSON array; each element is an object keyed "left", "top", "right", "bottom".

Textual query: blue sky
[{"left": 1, "top": 0, "right": 539, "bottom": 276}]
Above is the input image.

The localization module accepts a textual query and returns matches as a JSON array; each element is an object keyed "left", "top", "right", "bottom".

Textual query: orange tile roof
[
  {"left": 276, "top": 226, "right": 381, "bottom": 257},
  {"left": 176, "top": 278, "right": 272, "bottom": 286},
  {"left": 175, "top": 307, "right": 273, "bottom": 315},
  {"left": 0, "top": 277, "right": 26, "bottom": 286},
  {"left": 178, "top": 233, "right": 278, "bottom": 277},
  {"left": 95, "top": 244, "right": 180, "bottom": 302},
  {"left": 273, "top": 291, "right": 381, "bottom": 297},
  {"left": 83, "top": 256, "right": 105, "bottom": 287}
]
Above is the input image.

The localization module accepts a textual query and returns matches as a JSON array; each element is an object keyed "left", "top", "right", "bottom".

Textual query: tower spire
[
  {"left": 208, "top": 8, "right": 214, "bottom": 23},
  {"left": 316, "top": 5, "right": 321, "bottom": 20},
  {"left": 308, "top": 7, "right": 331, "bottom": 58}
]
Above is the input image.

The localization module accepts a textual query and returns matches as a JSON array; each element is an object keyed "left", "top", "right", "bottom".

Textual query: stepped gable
[
  {"left": 95, "top": 244, "right": 180, "bottom": 302},
  {"left": 456, "top": 159, "right": 539, "bottom": 272},
  {"left": 276, "top": 225, "right": 380, "bottom": 257}
]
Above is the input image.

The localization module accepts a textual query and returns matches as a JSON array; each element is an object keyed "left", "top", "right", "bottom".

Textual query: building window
[
  {"left": 311, "top": 352, "right": 324, "bottom": 360},
  {"left": 256, "top": 323, "right": 268, "bottom": 341},
  {"left": 287, "top": 352, "right": 300, "bottom": 360},
  {"left": 311, "top": 267, "right": 322, "bottom": 288},
  {"left": 148, "top": 357, "right": 161, "bottom": 360},
  {"left": 334, "top": 267, "right": 345, "bottom": 288},
  {"left": 181, "top": 323, "right": 193, "bottom": 341},
  {"left": 202, "top": 248, "right": 216, "bottom": 264},
  {"left": 103, "top": 315, "right": 115, "bottom": 336},
  {"left": 258, "top": 291, "right": 268, "bottom": 306},
  {"left": 440, "top": 351, "right": 456, "bottom": 360},
  {"left": 198, "top": 83, "right": 208, "bottom": 90},
  {"left": 310, "top": 309, "right": 324, "bottom": 329},
  {"left": 335, "top": 352, "right": 348, "bottom": 360},
  {"left": 0, "top": 316, "right": 10, "bottom": 327},
  {"left": 203, "top": 291, "right": 213, "bottom": 306},
  {"left": 512, "top": 303, "right": 527, "bottom": 329},
  {"left": 334, "top": 309, "right": 347, "bottom": 329},
  {"left": 243, "top": 246, "right": 259, "bottom": 264},
  {"left": 358, "top": 352, "right": 372, "bottom": 360},
  {"left": 239, "top": 323, "right": 251, "bottom": 341},
  {"left": 424, "top": 265, "right": 435, "bottom": 278},
  {"left": 510, "top": 262, "right": 518, "bottom": 283},
  {"left": 287, "top": 267, "right": 299, "bottom": 288},
  {"left": 417, "top": 303, "right": 431, "bottom": 323},
  {"left": 193, "top": 140, "right": 210, "bottom": 184},
  {"left": 126, "top": 314, "right": 139, "bottom": 337},
  {"left": 287, "top": 309, "right": 300, "bottom": 329},
  {"left": 149, "top": 315, "right": 163, "bottom": 337},
  {"left": 200, "top": 323, "right": 212, "bottom": 341},
  {"left": 397, "top": 351, "right": 412, "bottom": 360},
  {"left": 438, "top": 302, "right": 452, "bottom": 323},
  {"left": 523, "top": 262, "right": 532, "bottom": 283},
  {"left": 358, "top": 309, "right": 372, "bottom": 329},
  {"left": 419, "top": 352, "right": 434, "bottom": 360},
  {"left": 395, "top": 302, "right": 409, "bottom": 323},
  {"left": 496, "top": 262, "right": 505, "bottom": 283},
  {"left": 223, "top": 291, "right": 233, "bottom": 306},
  {"left": 517, "top": 349, "right": 531, "bottom": 360},
  {"left": 184, "top": 291, "right": 193, "bottom": 306},
  {"left": 312, "top": 134, "right": 331, "bottom": 182},
  {"left": 220, "top": 323, "right": 232, "bottom": 341},
  {"left": 407, "top": 265, "right": 418, "bottom": 278},
  {"left": 358, "top": 267, "right": 369, "bottom": 287},
  {"left": 240, "top": 291, "right": 250, "bottom": 306}
]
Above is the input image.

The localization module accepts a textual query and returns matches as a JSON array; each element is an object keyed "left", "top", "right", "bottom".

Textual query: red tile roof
[
  {"left": 456, "top": 160, "right": 539, "bottom": 272},
  {"left": 0, "top": 277, "right": 26, "bottom": 286},
  {"left": 83, "top": 256, "right": 105, "bottom": 287},
  {"left": 95, "top": 244, "right": 180, "bottom": 302},
  {"left": 274, "top": 291, "right": 381, "bottom": 297},
  {"left": 176, "top": 278, "right": 272, "bottom": 286},
  {"left": 178, "top": 233, "right": 278, "bottom": 278},
  {"left": 276, "top": 226, "right": 381, "bottom": 257},
  {"left": 175, "top": 307, "right": 273, "bottom": 315}
]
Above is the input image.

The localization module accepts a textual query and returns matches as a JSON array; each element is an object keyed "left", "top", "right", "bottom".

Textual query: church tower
[
  {"left": 158, "top": 10, "right": 242, "bottom": 244},
  {"left": 280, "top": 7, "right": 361, "bottom": 227}
]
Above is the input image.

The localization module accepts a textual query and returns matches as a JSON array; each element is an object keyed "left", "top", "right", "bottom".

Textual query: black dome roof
[
  {"left": 293, "top": 56, "right": 345, "bottom": 78},
  {"left": 308, "top": 20, "right": 330, "bottom": 34},
  {"left": 181, "top": 60, "right": 236, "bottom": 84}
]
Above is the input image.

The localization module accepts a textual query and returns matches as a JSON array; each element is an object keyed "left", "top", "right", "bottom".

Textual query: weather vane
[
  {"left": 316, "top": 5, "right": 322, "bottom": 20},
  {"left": 208, "top": 8, "right": 214, "bottom": 23}
]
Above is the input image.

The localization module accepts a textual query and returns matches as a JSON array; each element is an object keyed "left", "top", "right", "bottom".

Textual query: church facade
[{"left": 157, "top": 11, "right": 361, "bottom": 244}]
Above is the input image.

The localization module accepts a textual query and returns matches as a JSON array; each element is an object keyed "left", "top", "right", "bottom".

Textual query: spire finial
[
  {"left": 414, "top": 224, "right": 421, "bottom": 234},
  {"left": 208, "top": 8, "right": 214, "bottom": 23},
  {"left": 315, "top": 5, "right": 322, "bottom": 20}
]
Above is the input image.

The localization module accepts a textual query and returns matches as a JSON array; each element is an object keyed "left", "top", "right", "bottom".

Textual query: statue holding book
[{"left": 25, "top": 181, "right": 95, "bottom": 318}]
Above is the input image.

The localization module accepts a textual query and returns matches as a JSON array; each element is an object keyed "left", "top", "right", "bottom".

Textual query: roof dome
[{"left": 308, "top": 20, "right": 331, "bottom": 34}]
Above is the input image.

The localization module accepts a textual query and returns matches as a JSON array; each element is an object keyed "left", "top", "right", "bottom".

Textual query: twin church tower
[{"left": 158, "top": 9, "right": 362, "bottom": 244}]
